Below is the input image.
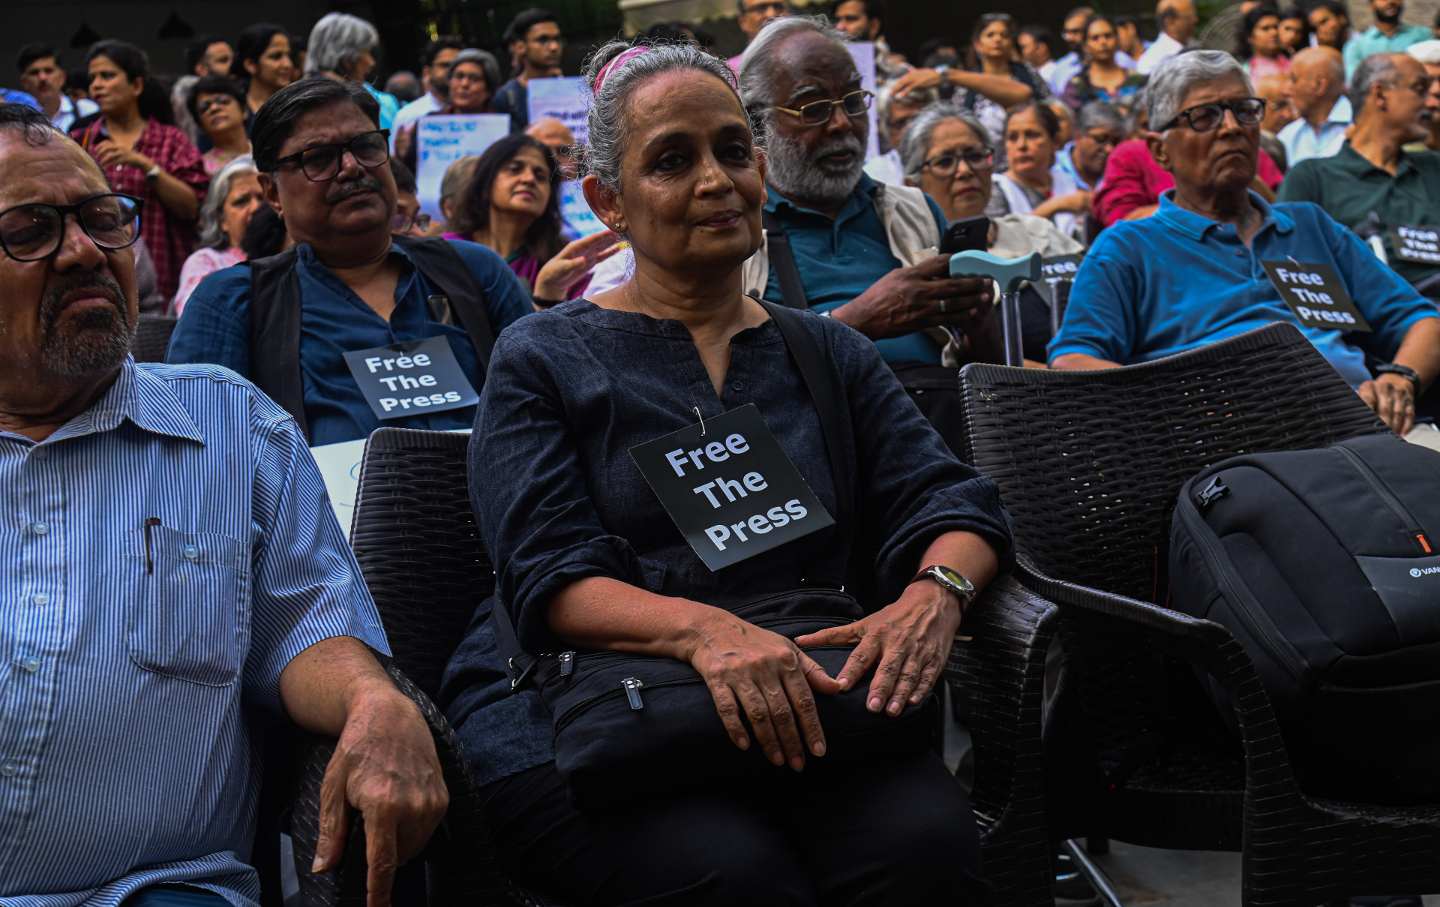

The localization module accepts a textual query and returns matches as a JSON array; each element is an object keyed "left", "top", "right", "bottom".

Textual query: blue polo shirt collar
[
  {"left": 1154, "top": 189, "right": 1294, "bottom": 242},
  {"left": 764, "top": 172, "right": 880, "bottom": 222},
  {"left": 46, "top": 357, "right": 205, "bottom": 446}
]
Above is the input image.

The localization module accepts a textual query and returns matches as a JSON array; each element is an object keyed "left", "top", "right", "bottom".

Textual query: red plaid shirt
[{"left": 73, "top": 118, "right": 208, "bottom": 302}]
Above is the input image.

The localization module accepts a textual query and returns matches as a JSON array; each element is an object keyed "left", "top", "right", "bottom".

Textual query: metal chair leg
[{"left": 1062, "top": 838, "right": 1125, "bottom": 907}]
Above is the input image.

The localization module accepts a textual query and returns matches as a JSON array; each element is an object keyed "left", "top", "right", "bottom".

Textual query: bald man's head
[
  {"left": 1290, "top": 46, "right": 1345, "bottom": 120},
  {"left": 1158, "top": 0, "right": 1199, "bottom": 42}
]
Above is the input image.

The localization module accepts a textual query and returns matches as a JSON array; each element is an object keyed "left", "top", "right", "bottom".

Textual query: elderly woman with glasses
[
  {"left": 901, "top": 103, "right": 1083, "bottom": 363},
  {"left": 305, "top": 12, "right": 401, "bottom": 130},
  {"left": 172, "top": 156, "right": 264, "bottom": 314},
  {"left": 1050, "top": 50, "right": 1440, "bottom": 437}
]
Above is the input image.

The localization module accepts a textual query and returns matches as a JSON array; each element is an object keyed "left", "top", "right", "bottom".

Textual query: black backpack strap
[
  {"left": 760, "top": 300, "right": 855, "bottom": 537},
  {"left": 247, "top": 248, "right": 309, "bottom": 439},
  {"left": 397, "top": 236, "right": 497, "bottom": 373},
  {"left": 762, "top": 210, "right": 809, "bottom": 311}
]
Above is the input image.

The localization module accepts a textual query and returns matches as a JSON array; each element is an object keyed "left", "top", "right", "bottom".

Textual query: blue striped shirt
[{"left": 0, "top": 359, "right": 389, "bottom": 906}]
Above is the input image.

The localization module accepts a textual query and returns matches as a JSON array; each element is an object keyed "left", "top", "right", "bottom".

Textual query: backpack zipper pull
[
  {"left": 558, "top": 651, "right": 575, "bottom": 678},
  {"left": 1197, "top": 475, "right": 1229, "bottom": 510},
  {"left": 622, "top": 676, "right": 645, "bottom": 711}
]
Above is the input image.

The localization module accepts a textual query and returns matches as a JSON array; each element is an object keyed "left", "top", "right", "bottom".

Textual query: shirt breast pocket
[{"left": 126, "top": 525, "right": 251, "bottom": 687}]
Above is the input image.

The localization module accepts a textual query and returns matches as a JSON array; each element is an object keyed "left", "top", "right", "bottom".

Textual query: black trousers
[{"left": 479, "top": 750, "right": 985, "bottom": 906}]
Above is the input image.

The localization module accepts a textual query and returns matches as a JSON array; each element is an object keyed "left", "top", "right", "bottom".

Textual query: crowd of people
[{"left": 3, "top": 0, "right": 1440, "bottom": 904}]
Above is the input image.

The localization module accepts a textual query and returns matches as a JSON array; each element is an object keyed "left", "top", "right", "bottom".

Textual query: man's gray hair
[
  {"left": 305, "top": 12, "right": 380, "bottom": 78},
  {"left": 738, "top": 16, "right": 850, "bottom": 118},
  {"left": 1076, "top": 100, "right": 1125, "bottom": 135},
  {"left": 1349, "top": 53, "right": 1402, "bottom": 116},
  {"left": 197, "top": 156, "right": 258, "bottom": 249},
  {"left": 898, "top": 103, "right": 991, "bottom": 181},
  {"left": 582, "top": 41, "right": 743, "bottom": 192},
  {"left": 1147, "top": 50, "right": 1253, "bottom": 130},
  {"left": 876, "top": 81, "right": 939, "bottom": 138}
]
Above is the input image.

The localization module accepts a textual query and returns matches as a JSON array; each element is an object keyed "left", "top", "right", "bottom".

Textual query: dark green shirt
[{"left": 1278, "top": 142, "right": 1440, "bottom": 288}]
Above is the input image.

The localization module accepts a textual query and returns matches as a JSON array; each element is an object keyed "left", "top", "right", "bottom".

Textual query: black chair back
[
  {"left": 133, "top": 314, "right": 178, "bottom": 362},
  {"left": 960, "top": 323, "right": 1386, "bottom": 602},
  {"left": 349, "top": 428, "right": 492, "bottom": 699}
]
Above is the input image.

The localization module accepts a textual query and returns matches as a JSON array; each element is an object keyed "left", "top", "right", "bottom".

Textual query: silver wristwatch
[{"left": 910, "top": 564, "right": 976, "bottom": 609}]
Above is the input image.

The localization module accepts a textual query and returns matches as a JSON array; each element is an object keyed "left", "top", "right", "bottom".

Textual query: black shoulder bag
[
  {"left": 492, "top": 301, "right": 937, "bottom": 809},
  {"left": 247, "top": 237, "right": 497, "bottom": 440}
]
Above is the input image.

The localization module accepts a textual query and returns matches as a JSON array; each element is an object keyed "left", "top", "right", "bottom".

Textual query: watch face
[{"left": 933, "top": 565, "right": 975, "bottom": 595}]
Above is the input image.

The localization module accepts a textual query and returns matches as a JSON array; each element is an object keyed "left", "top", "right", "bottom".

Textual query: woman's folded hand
[
  {"left": 794, "top": 583, "right": 963, "bottom": 718},
  {"left": 684, "top": 611, "right": 843, "bottom": 772}
]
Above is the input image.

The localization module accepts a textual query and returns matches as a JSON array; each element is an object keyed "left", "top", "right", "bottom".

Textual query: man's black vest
[{"left": 247, "top": 236, "right": 497, "bottom": 440}]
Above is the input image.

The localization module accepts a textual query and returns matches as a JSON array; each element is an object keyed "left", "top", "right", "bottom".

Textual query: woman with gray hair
[
  {"left": 304, "top": 11, "right": 400, "bottom": 129},
  {"left": 901, "top": 103, "right": 1083, "bottom": 361},
  {"left": 393, "top": 48, "right": 503, "bottom": 170},
  {"left": 171, "top": 155, "right": 263, "bottom": 314},
  {"left": 439, "top": 36, "right": 1008, "bottom": 906}
]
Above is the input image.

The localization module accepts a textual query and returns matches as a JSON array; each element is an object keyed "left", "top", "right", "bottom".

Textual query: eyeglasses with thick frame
[
  {"left": 1156, "top": 97, "right": 1266, "bottom": 133},
  {"left": 771, "top": 90, "right": 874, "bottom": 128},
  {"left": 922, "top": 146, "right": 995, "bottom": 177},
  {"left": 0, "top": 193, "right": 142, "bottom": 262},
  {"left": 271, "top": 129, "right": 391, "bottom": 182}
]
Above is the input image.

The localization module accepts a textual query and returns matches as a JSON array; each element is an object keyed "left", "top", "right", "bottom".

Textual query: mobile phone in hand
[{"left": 939, "top": 216, "right": 990, "bottom": 255}]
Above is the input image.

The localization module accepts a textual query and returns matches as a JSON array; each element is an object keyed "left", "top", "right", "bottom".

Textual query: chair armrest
[
  {"left": 1013, "top": 560, "right": 1304, "bottom": 803},
  {"left": 947, "top": 573, "right": 1059, "bottom": 906},
  {"left": 287, "top": 662, "right": 512, "bottom": 905}
]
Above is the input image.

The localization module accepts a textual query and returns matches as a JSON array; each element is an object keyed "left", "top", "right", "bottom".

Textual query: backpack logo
[{"left": 1409, "top": 566, "right": 1440, "bottom": 578}]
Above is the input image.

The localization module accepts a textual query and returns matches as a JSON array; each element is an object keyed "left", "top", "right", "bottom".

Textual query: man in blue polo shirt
[
  {"left": 1051, "top": 51, "right": 1440, "bottom": 437},
  {"left": 736, "top": 16, "right": 996, "bottom": 367},
  {"left": 169, "top": 78, "right": 531, "bottom": 446}
]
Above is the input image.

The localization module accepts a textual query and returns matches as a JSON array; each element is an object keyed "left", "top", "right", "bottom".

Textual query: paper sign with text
[
  {"left": 560, "top": 180, "right": 606, "bottom": 238},
  {"left": 527, "top": 77, "right": 590, "bottom": 146},
  {"left": 1391, "top": 225, "right": 1440, "bottom": 266},
  {"left": 415, "top": 114, "right": 509, "bottom": 219},
  {"left": 1262, "top": 260, "right": 1371, "bottom": 333},
  {"left": 310, "top": 438, "right": 368, "bottom": 538},
  {"left": 1031, "top": 253, "right": 1084, "bottom": 308},
  {"left": 342, "top": 336, "right": 479, "bottom": 420},
  {"left": 629, "top": 404, "right": 834, "bottom": 572},
  {"left": 846, "top": 41, "right": 880, "bottom": 161}
]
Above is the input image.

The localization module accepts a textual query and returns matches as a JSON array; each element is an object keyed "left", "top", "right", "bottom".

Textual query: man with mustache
[
  {"left": 1343, "top": 0, "right": 1431, "bottom": 78},
  {"left": 737, "top": 16, "right": 997, "bottom": 374},
  {"left": 169, "top": 78, "right": 532, "bottom": 445},
  {"left": 1279, "top": 53, "right": 1440, "bottom": 292},
  {"left": 1051, "top": 51, "right": 1440, "bottom": 440},
  {"left": 0, "top": 101, "right": 446, "bottom": 907}
]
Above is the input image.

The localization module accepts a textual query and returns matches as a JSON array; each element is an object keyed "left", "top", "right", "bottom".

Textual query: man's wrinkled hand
[
  {"left": 311, "top": 682, "right": 449, "bottom": 907},
  {"left": 1359, "top": 374, "right": 1416, "bottom": 436}
]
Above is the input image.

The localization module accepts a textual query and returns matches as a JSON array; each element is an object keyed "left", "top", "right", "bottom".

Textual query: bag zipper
[
  {"left": 1177, "top": 490, "right": 1306, "bottom": 681},
  {"left": 555, "top": 676, "right": 704, "bottom": 732},
  {"left": 1336, "top": 445, "right": 1432, "bottom": 554}
]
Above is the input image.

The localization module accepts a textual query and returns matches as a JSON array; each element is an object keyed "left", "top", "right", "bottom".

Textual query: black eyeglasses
[
  {"left": 272, "top": 129, "right": 391, "bottom": 181},
  {"left": 922, "top": 147, "right": 995, "bottom": 176},
  {"left": 390, "top": 210, "right": 433, "bottom": 234},
  {"left": 1157, "top": 97, "right": 1266, "bottom": 132},
  {"left": 772, "top": 90, "right": 874, "bottom": 128},
  {"left": 195, "top": 96, "right": 238, "bottom": 117},
  {"left": 0, "top": 193, "right": 141, "bottom": 262}
]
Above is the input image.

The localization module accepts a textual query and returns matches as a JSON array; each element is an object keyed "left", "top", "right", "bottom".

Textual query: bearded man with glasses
[
  {"left": 168, "top": 78, "right": 531, "bottom": 446},
  {"left": 1051, "top": 50, "right": 1440, "bottom": 439},
  {"left": 0, "top": 101, "right": 447, "bottom": 907}
]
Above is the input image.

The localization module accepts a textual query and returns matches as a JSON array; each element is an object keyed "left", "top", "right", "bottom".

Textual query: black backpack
[
  {"left": 1169, "top": 434, "right": 1440, "bottom": 802},
  {"left": 247, "top": 236, "right": 496, "bottom": 441}
]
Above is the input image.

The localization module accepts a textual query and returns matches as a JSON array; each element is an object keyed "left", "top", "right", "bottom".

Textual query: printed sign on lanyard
[
  {"left": 342, "top": 335, "right": 479, "bottom": 420},
  {"left": 1261, "top": 260, "right": 1372, "bottom": 333},
  {"left": 1030, "top": 253, "right": 1083, "bottom": 308},
  {"left": 629, "top": 404, "right": 835, "bottom": 572},
  {"left": 1390, "top": 225, "right": 1440, "bottom": 266}
]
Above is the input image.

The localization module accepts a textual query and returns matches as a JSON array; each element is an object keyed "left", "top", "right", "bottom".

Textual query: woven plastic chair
[
  {"left": 961, "top": 322, "right": 1440, "bottom": 904},
  {"left": 279, "top": 427, "right": 1057, "bottom": 906},
  {"left": 132, "top": 314, "right": 177, "bottom": 362}
]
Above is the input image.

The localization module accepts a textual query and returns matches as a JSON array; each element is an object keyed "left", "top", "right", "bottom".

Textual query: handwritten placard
[
  {"left": 559, "top": 180, "right": 606, "bottom": 238},
  {"left": 415, "top": 114, "right": 509, "bottom": 219},
  {"left": 527, "top": 77, "right": 590, "bottom": 146}
]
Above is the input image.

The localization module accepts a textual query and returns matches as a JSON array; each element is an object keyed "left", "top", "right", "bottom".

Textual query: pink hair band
[{"left": 594, "top": 46, "right": 651, "bottom": 93}]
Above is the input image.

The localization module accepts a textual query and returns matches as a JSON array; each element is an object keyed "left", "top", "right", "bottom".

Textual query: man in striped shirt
[{"left": 0, "top": 103, "right": 446, "bottom": 907}]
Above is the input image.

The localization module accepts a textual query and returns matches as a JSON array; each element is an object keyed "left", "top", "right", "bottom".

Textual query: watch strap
[{"left": 1374, "top": 362, "right": 1421, "bottom": 393}]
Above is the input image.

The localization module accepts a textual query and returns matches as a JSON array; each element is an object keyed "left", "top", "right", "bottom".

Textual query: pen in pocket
[{"left": 143, "top": 517, "right": 161, "bottom": 575}]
